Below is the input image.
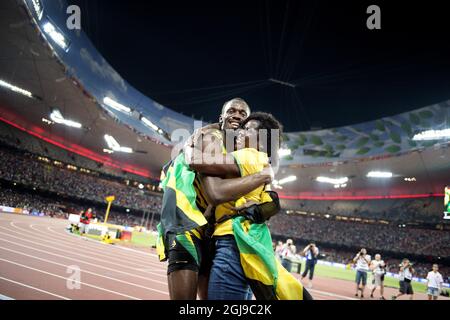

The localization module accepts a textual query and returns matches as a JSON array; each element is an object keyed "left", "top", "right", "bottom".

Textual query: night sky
[{"left": 72, "top": 0, "right": 450, "bottom": 132}]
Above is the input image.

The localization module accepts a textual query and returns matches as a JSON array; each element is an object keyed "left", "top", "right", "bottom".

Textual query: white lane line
[
  {"left": 0, "top": 276, "right": 69, "bottom": 300},
  {"left": 27, "top": 224, "right": 157, "bottom": 268},
  {"left": 0, "top": 293, "right": 15, "bottom": 300},
  {"left": 0, "top": 258, "right": 140, "bottom": 300},
  {"left": 309, "top": 288, "right": 358, "bottom": 300},
  {"left": 0, "top": 228, "right": 167, "bottom": 280},
  {"left": 8, "top": 222, "right": 160, "bottom": 268},
  {"left": 47, "top": 225, "right": 158, "bottom": 258},
  {"left": 0, "top": 235, "right": 168, "bottom": 286},
  {"left": 0, "top": 245, "right": 168, "bottom": 296}
]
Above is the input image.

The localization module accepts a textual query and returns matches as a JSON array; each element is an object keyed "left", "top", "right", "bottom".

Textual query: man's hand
[{"left": 259, "top": 165, "right": 274, "bottom": 184}]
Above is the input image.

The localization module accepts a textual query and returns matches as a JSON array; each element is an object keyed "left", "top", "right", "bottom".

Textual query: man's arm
[
  {"left": 200, "top": 168, "right": 273, "bottom": 206},
  {"left": 185, "top": 130, "right": 240, "bottom": 178}
]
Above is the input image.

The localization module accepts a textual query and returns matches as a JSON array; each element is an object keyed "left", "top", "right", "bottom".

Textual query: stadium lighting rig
[
  {"left": 366, "top": 171, "right": 393, "bottom": 178},
  {"left": 103, "top": 97, "right": 132, "bottom": 114},
  {"left": 278, "top": 148, "right": 292, "bottom": 157},
  {"left": 42, "top": 21, "right": 70, "bottom": 51},
  {"left": 316, "top": 176, "right": 348, "bottom": 185},
  {"left": 273, "top": 175, "right": 297, "bottom": 187},
  {"left": 31, "top": 0, "right": 44, "bottom": 20},
  {"left": 49, "top": 110, "right": 82, "bottom": 129},
  {"left": 141, "top": 116, "right": 159, "bottom": 131},
  {"left": 412, "top": 129, "right": 450, "bottom": 141},
  {"left": 0, "top": 79, "right": 34, "bottom": 99},
  {"left": 104, "top": 134, "right": 133, "bottom": 153}
]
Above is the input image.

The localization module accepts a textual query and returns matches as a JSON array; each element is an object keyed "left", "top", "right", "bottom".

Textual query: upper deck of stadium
[{"left": 0, "top": 0, "right": 449, "bottom": 197}]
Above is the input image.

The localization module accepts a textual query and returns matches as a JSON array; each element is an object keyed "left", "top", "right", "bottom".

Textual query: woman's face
[{"left": 236, "top": 120, "right": 261, "bottom": 149}]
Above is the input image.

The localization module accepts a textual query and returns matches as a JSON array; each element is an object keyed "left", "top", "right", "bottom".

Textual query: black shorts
[
  {"left": 167, "top": 231, "right": 202, "bottom": 274},
  {"left": 166, "top": 230, "right": 215, "bottom": 276},
  {"left": 399, "top": 280, "right": 414, "bottom": 295}
]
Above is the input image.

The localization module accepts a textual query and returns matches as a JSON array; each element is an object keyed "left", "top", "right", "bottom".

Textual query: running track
[{"left": 0, "top": 214, "right": 444, "bottom": 300}]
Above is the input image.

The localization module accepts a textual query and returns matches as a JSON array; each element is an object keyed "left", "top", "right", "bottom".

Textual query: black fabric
[
  {"left": 399, "top": 280, "right": 414, "bottom": 294},
  {"left": 166, "top": 233, "right": 202, "bottom": 275}
]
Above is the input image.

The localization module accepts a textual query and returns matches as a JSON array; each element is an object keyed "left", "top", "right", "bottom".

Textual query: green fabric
[
  {"left": 232, "top": 216, "right": 279, "bottom": 292},
  {"left": 176, "top": 233, "right": 199, "bottom": 265},
  {"left": 159, "top": 153, "right": 207, "bottom": 235}
]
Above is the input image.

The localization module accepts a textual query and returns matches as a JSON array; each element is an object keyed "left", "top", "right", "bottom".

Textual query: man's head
[
  {"left": 286, "top": 239, "right": 293, "bottom": 245},
  {"left": 375, "top": 254, "right": 381, "bottom": 261},
  {"left": 402, "top": 258, "right": 410, "bottom": 265},
  {"left": 310, "top": 243, "right": 315, "bottom": 248},
  {"left": 219, "top": 98, "right": 251, "bottom": 130},
  {"left": 433, "top": 264, "right": 439, "bottom": 272},
  {"left": 87, "top": 208, "right": 92, "bottom": 213},
  {"left": 236, "top": 112, "right": 283, "bottom": 157}
]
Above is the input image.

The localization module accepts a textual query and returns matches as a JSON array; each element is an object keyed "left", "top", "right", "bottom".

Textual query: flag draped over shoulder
[
  {"left": 232, "top": 216, "right": 304, "bottom": 300},
  {"left": 156, "top": 153, "right": 208, "bottom": 261}
]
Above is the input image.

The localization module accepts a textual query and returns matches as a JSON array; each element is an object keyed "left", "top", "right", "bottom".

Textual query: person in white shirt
[
  {"left": 281, "top": 239, "right": 296, "bottom": 272},
  {"left": 301, "top": 243, "right": 319, "bottom": 289},
  {"left": 392, "top": 258, "right": 415, "bottom": 300},
  {"left": 369, "top": 254, "right": 386, "bottom": 300},
  {"left": 353, "top": 248, "right": 371, "bottom": 298},
  {"left": 426, "top": 264, "right": 444, "bottom": 300},
  {"left": 275, "top": 240, "right": 284, "bottom": 261}
]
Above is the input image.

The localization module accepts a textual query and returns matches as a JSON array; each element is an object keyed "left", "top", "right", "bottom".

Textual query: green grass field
[
  {"left": 290, "top": 262, "right": 428, "bottom": 294},
  {"left": 130, "top": 231, "right": 156, "bottom": 247}
]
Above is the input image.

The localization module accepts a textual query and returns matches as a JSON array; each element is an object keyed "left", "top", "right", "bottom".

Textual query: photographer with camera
[
  {"left": 369, "top": 254, "right": 386, "bottom": 299},
  {"left": 392, "top": 258, "right": 415, "bottom": 300},
  {"left": 281, "top": 239, "right": 296, "bottom": 272},
  {"left": 353, "top": 248, "right": 371, "bottom": 298},
  {"left": 301, "top": 243, "right": 319, "bottom": 289}
]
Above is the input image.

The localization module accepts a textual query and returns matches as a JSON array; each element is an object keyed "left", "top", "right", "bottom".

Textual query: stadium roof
[{"left": 0, "top": 0, "right": 449, "bottom": 197}]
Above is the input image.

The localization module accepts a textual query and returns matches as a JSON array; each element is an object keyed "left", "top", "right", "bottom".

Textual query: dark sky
[{"left": 72, "top": 0, "right": 450, "bottom": 132}]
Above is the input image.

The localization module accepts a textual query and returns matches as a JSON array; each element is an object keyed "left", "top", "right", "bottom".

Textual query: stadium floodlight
[
  {"left": 141, "top": 116, "right": 159, "bottom": 131},
  {"left": 42, "top": 21, "right": 69, "bottom": 51},
  {"left": 367, "top": 171, "right": 393, "bottom": 178},
  {"left": 104, "top": 134, "right": 133, "bottom": 153},
  {"left": 277, "top": 175, "right": 297, "bottom": 185},
  {"left": 316, "top": 176, "right": 348, "bottom": 185},
  {"left": 31, "top": 0, "right": 44, "bottom": 20},
  {"left": 412, "top": 129, "right": 450, "bottom": 141},
  {"left": 103, "top": 97, "right": 131, "bottom": 114},
  {"left": 138, "top": 183, "right": 144, "bottom": 190},
  {"left": 50, "top": 110, "right": 82, "bottom": 128},
  {"left": 0, "top": 79, "right": 34, "bottom": 99},
  {"left": 278, "top": 148, "right": 292, "bottom": 157}
]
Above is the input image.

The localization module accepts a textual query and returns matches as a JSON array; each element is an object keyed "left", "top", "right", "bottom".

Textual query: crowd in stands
[
  {"left": 268, "top": 212, "right": 450, "bottom": 257},
  {"left": 0, "top": 146, "right": 162, "bottom": 212},
  {"left": 0, "top": 187, "right": 148, "bottom": 228},
  {"left": 281, "top": 197, "right": 444, "bottom": 224}
]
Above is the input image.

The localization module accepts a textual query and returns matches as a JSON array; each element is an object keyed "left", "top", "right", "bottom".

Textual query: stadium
[{"left": 0, "top": 0, "right": 449, "bottom": 302}]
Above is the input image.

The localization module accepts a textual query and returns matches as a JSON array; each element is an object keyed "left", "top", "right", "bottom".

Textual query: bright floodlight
[
  {"left": 43, "top": 21, "right": 69, "bottom": 51},
  {"left": 277, "top": 175, "right": 297, "bottom": 185},
  {"left": 316, "top": 176, "right": 349, "bottom": 185},
  {"left": 141, "top": 116, "right": 159, "bottom": 131},
  {"left": 50, "top": 110, "right": 82, "bottom": 128},
  {"left": 103, "top": 97, "right": 131, "bottom": 114},
  {"left": 278, "top": 148, "right": 292, "bottom": 157},
  {"left": 31, "top": 0, "right": 44, "bottom": 20},
  {"left": 104, "top": 134, "right": 133, "bottom": 153},
  {"left": 412, "top": 129, "right": 450, "bottom": 141},
  {"left": 0, "top": 79, "right": 33, "bottom": 98},
  {"left": 367, "top": 171, "right": 393, "bottom": 178}
]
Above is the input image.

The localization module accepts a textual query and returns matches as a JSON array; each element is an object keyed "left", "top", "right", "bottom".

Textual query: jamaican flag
[
  {"left": 232, "top": 216, "right": 305, "bottom": 300},
  {"left": 159, "top": 153, "right": 208, "bottom": 233},
  {"left": 156, "top": 153, "right": 208, "bottom": 261}
]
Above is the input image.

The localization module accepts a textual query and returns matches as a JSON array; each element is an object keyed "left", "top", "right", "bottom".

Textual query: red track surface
[{"left": 0, "top": 214, "right": 446, "bottom": 300}]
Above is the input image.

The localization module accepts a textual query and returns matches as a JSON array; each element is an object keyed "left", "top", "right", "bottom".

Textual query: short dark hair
[
  {"left": 241, "top": 112, "right": 283, "bottom": 158},
  {"left": 221, "top": 98, "right": 251, "bottom": 115}
]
